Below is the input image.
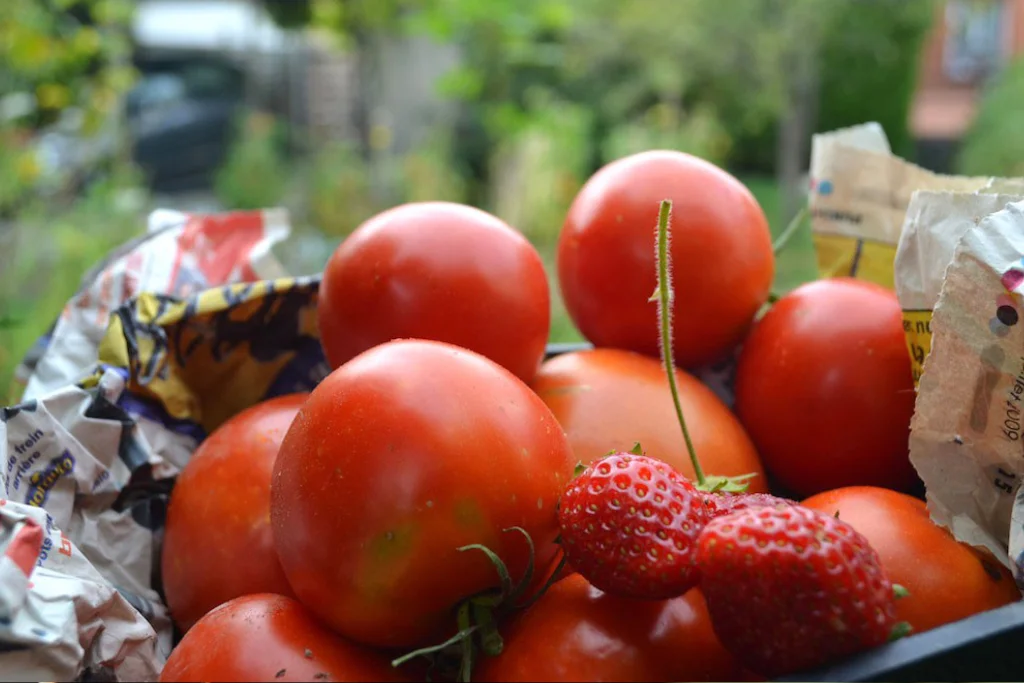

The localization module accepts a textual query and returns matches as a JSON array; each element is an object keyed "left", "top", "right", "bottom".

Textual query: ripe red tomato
[
  {"left": 733, "top": 278, "right": 917, "bottom": 497},
  {"left": 474, "top": 573, "right": 756, "bottom": 682},
  {"left": 557, "top": 150, "right": 774, "bottom": 368},
  {"left": 270, "top": 339, "right": 576, "bottom": 649},
  {"left": 317, "top": 201, "right": 550, "bottom": 383},
  {"left": 532, "top": 348, "right": 768, "bottom": 492},
  {"left": 802, "top": 486, "right": 1021, "bottom": 634},
  {"left": 161, "top": 393, "right": 307, "bottom": 632},
  {"left": 159, "top": 594, "right": 415, "bottom": 682}
]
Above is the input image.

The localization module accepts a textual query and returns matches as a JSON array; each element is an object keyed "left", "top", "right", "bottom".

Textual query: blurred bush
[
  {"left": 488, "top": 93, "right": 591, "bottom": 245},
  {"left": 303, "top": 141, "right": 378, "bottom": 238},
  {"left": 395, "top": 131, "right": 470, "bottom": 206},
  {"left": 957, "top": 56, "right": 1024, "bottom": 178},
  {"left": 214, "top": 111, "right": 291, "bottom": 211}
]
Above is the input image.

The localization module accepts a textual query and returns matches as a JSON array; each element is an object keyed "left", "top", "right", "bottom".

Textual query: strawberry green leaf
[
  {"left": 888, "top": 621, "right": 913, "bottom": 642},
  {"left": 695, "top": 473, "right": 757, "bottom": 494},
  {"left": 628, "top": 441, "right": 644, "bottom": 455},
  {"left": 892, "top": 584, "right": 909, "bottom": 600}
]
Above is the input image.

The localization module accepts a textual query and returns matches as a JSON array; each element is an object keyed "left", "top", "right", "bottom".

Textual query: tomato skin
[
  {"left": 270, "top": 339, "right": 576, "bottom": 649},
  {"left": 161, "top": 393, "right": 307, "bottom": 633},
  {"left": 733, "top": 278, "right": 917, "bottom": 497},
  {"left": 317, "top": 201, "right": 550, "bottom": 384},
  {"left": 802, "top": 487, "right": 1021, "bottom": 634},
  {"left": 159, "top": 594, "right": 413, "bottom": 683},
  {"left": 474, "top": 573, "right": 756, "bottom": 682},
  {"left": 557, "top": 150, "right": 774, "bottom": 368},
  {"left": 532, "top": 348, "right": 768, "bottom": 492}
]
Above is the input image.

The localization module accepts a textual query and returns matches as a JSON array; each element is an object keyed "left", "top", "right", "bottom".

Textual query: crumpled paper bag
[
  {"left": 0, "top": 208, "right": 329, "bottom": 681},
  {"left": 894, "top": 190, "right": 1024, "bottom": 387},
  {"left": 910, "top": 198, "right": 1024, "bottom": 587},
  {"left": 808, "top": 122, "right": 1020, "bottom": 290}
]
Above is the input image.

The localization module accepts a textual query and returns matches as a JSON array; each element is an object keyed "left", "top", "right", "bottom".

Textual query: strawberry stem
[
  {"left": 650, "top": 199, "right": 706, "bottom": 487},
  {"left": 650, "top": 199, "right": 753, "bottom": 495}
]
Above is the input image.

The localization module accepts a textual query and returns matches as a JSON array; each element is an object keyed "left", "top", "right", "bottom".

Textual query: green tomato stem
[{"left": 653, "top": 199, "right": 706, "bottom": 487}]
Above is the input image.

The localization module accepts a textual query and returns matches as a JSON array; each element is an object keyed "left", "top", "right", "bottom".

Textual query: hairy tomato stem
[{"left": 652, "top": 199, "right": 707, "bottom": 487}]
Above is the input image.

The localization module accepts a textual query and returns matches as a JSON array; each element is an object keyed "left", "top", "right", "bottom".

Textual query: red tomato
[
  {"left": 159, "top": 594, "right": 414, "bottom": 682},
  {"left": 270, "top": 339, "right": 576, "bottom": 649},
  {"left": 802, "top": 486, "right": 1021, "bottom": 634},
  {"left": 161, "top": 393, "right": 307, "bottom": 632},
  {"left": 733, "top": 278, "right": 917, "bottom": 497},
  {"left": 532, "top": 348, "right": 768, "bottom": 492},
  {"left": 474, "top": 573, "right": 757, "bottom": 682},
  {"left": 317, "top": 201, "right": 550, "bottom": 383},
  {"left": 557, "top": 150, "right": 774, "bottom": 368}
]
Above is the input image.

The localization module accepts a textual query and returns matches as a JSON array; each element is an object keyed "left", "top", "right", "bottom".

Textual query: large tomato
[
  {"left": 557, "top": 150, "right": 774, "bottom": 368},
  {"left": 159, "top": 593, "right": 414, "bottom": 682},
  {"left": 161, "top": 393, "right": 307, "bottom": 632},
  {"left": 271, "top": 339, "right": 576, "bottom": 649},
  {"left": 317, "top": 201, "right": 550, "bottom": 384},
  {"left": 802, "top": 486, "right": 1021, "bottom": 634},
  {"left": 734, "top": 278, "right": 917, "bottom": 497},
  {"left": 532, "top": 348, "right": 768, "bottom": 492},
  {"left": 474, "top": 573, "right": 756, "bottom": 682}
]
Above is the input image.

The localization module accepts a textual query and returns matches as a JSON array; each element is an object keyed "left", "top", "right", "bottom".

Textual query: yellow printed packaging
[
  {"left": 88, "top": 276, "right": 326, "bottom": 438},
  {"left": 893, "top": 190, "right": 1024, "bottom": 388},
  {"left": 812, "top": 233, "right": 897, "bottom": 290},
  {"left": 808, "top": 122, "right": 1019, "bottom": 291}
]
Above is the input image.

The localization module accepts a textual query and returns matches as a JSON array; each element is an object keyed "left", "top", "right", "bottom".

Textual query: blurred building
[{"left": 910, "top": 0, "right": 1024, "bottom": 171}]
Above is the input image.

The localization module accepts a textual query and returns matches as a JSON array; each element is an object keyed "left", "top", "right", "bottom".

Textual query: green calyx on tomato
[
  {"left": 650, "top": 199, "right": 757, "bottom": 495},
  {"left": 391, "top": 526, "right": 568, "bottom": 683}
]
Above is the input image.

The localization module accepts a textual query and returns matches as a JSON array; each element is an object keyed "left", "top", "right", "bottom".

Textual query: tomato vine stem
[{"left": 390, "top": 526, "right": 564, "bottom": 682}]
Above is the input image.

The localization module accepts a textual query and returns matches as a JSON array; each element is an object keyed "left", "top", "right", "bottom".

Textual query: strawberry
[
  {"left": 696, "top": 504, "right": 902, "bottom": 677},
  {"left": 705, "top": 491, "right": 798, "bottom": 519},
  {"left": 557, "top": 451, "right": 711, "bottom": 600}
]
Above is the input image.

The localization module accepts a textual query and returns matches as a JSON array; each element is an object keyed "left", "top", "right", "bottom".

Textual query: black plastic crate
[
  {"left": 542, "top": 342, "right": 1024, "bottom": 682},
  {"left": 786, "top": 600, "right": 1024, "bottom": 682}
]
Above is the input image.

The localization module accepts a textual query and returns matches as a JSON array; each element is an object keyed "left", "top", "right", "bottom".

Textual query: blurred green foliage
[
  {"left": 296, "top": 0, "right": 932, "bottom": 177},
  {"left": 2, "top": 0, "right": 934, "bottom": 399},
  {"left": 1, "top": 0, "right": 141, "bottom": 402},
  {"left": 814, "top": 0, "right": 935, "bottom": 161},
  {"left": 214, "top": 112, "right": 291, "bottom": 211},
  {"left": 957, "top": 55, "right": 1024, "bottom": 178},
  {"left": 0, "top": 168, "right": 148, "bottom": 403}
]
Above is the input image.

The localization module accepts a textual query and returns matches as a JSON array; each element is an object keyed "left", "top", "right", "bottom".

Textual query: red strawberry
[
  {"left": 557, "top": 452, "right": 711, "bottom": 600},
  {"left": 705, "top": 492, "right": 797, "bottom": 519},
  {"left": 697, "top": 504, "right": 901, "bottom": 677}
]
